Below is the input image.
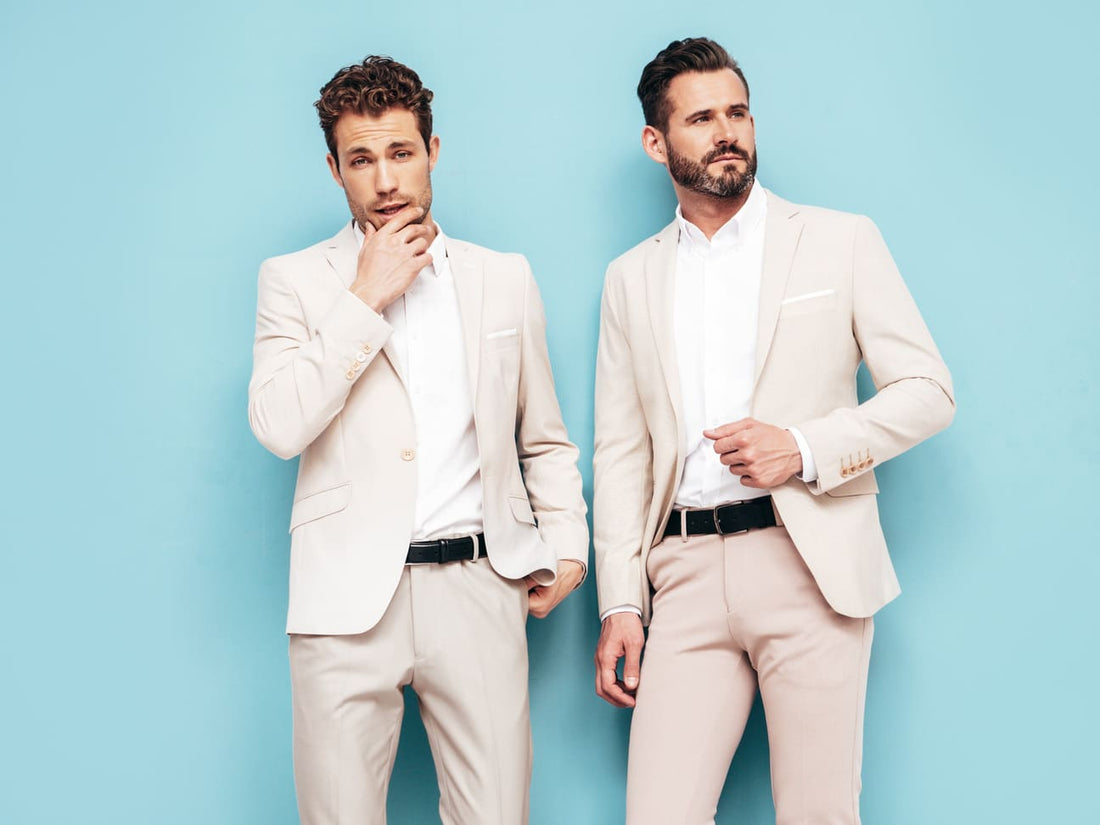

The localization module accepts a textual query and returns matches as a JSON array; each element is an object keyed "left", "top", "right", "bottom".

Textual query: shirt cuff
[
  {"left": 600, "top": 604, "right": 643, "bottom": 622},
  {"left": 787, "top": 427, "right": 819, "bottom": 484}
]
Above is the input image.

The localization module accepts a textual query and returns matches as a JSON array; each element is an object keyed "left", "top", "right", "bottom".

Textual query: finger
[
  {"left": 719, "top": 450, "right": 747, "bottom": 467},
  {"left": 598, "top": 666, "right": 636, "bottom": 708},
  {"left": 378, "top": 205, "right": 425, "bottom": 235},
  {"left": 622, "top": 640, "right": 642, "bottom": 691},
  {"left": 403, "top": 252, "right": 433, "bottom": 274},
  {"left": 405, "top": 236, "right": 430, "bottom": 256},
  {"left": 396, "top": 223, "right": 433, "bottom": 244},
  {"left": 703, "top": 418, "right": 755, "bottom": 440},
  {"left": 528, "top": 589, "right": 551, "bottom": 618},
  {"left": 523, "top": 576, "right": 538, "bottom": 590}
]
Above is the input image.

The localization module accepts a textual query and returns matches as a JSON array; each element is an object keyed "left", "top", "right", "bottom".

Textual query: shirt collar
[
  {"left": 351, "top": 220, "right": 448, "bottom": 278},
  {"left": 676, "top": 180, "right": 767, "bottom": 253}
]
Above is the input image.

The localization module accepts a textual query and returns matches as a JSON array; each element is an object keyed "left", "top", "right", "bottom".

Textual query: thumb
[{"left": 622, "top": 646, "right": 641, "bottom": 690}]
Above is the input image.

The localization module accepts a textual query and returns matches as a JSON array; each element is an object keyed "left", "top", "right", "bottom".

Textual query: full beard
[{"left": 667, "top": 139, "right": 758, "bottom": 199}]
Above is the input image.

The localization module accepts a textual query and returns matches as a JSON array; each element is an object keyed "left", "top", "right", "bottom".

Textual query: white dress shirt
[
  {"left": 674, "top": 182, "right": 771, "bottom": 507},
  {"left": 600, "top": 183, "right": 817, "bottom": 621},
  {"left": 353, "top": 223, "right": 484, "bottom": 541}
]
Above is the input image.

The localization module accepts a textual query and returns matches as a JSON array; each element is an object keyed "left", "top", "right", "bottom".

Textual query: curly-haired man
[{"left": 248, "top": 56, "right": 588, "bottom": 825}]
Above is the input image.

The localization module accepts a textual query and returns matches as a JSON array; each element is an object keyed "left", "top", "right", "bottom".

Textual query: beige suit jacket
[
  {"left": 249, "top": 223, "right": 588, "bottom": 635},
  {"left": 593, "top": 191, "right": 954, "bottom": 622}
]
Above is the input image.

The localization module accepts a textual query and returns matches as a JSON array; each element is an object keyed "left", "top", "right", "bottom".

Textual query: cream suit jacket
[
  {"left": 249, "top": 222, "right": 588, "bottom": 635},
  {"left": 593, "top": 191, "right": 954, "bottom": 622}
]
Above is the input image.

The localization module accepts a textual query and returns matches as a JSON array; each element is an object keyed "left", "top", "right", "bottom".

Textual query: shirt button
[{"left": 401, "top": 449, "right": 416, "bottom": 461}]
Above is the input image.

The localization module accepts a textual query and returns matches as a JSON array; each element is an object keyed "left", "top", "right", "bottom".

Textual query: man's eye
[
  {"left": 351, "top": 157, "right": 369, "bottom": 166},
  {"left": 395, "top": 151, "right": 411, "bottom": 159},
  {"left": 694, "top": 115, "right": 710, "bottom": 124}
]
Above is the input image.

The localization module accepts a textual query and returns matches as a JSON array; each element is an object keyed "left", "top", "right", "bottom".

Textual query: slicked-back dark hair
[
  {"left": 316, "top": 56, "right": 434, "bottom": 166},
  {"left": 637, "top": 38, "right": 749, "bottom": 132}
]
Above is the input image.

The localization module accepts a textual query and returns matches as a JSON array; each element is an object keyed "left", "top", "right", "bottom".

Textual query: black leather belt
[
  {"left": 406, "top": 533, "right": 486, "bottom": 564},
  {"left": 664, "top": 496, "right": 777, "bottom": 537}
]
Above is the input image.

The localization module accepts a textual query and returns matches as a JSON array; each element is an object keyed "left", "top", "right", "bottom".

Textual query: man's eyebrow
[
  {"left": 684, "top": 103, "right": 749, "bottom": 120},
  {"left": 343, "top": 139, "right": 415, "bottom": 156},
  {"left": 685, "top": 107, "right": 715, "bottom": 121}
]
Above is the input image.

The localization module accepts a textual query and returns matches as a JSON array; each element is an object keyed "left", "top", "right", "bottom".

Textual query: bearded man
[{"left": 592, "top": 37, "right": 954, "bottom": 824}]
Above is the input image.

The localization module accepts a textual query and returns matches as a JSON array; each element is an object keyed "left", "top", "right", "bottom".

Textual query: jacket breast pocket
[
  {"left": 485, "top": 336, "right": 521, "bottom": 386},
  {"left": 779, "top": 289, "right": 838, "bottom": 319},
  {"left": 289, "top": 482, "right": 352, "bottom": 532}
]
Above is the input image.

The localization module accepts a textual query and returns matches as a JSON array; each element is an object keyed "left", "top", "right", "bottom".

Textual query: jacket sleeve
[
  {"left": 247, "top": 258, "right": 393, "bottom": 459},
  {"left": 796, "top": 216, "right": 955, "bottom": 493},
  {"left": 592, "top": 264, "right": 653, "bottom": 614},
  {"left": 514, "top": 258, "right": 590, "bottom": 578}
]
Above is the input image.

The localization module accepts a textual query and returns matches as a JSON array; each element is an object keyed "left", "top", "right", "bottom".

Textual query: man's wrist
[
  {"left": 786, "top": 427, "right": 819, "bottom": 483},
  {"left": 600, "top": 605, "right": 642, "bottom": 622}
]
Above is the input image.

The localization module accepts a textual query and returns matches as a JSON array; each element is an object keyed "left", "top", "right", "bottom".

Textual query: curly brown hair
[
  {"left": 637, "top": 38, "right": 749, "bottom": 132},
  {"left": 315, "top": 56, "right": 434, "bottom": 166}
]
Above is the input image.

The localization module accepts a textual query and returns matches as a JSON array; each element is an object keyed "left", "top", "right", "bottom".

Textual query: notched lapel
[
  {"left": 322, "top": 222, "right": 359, "bottom": 289},
  {"left": 754, "top": 196, "right": 804, "bottom": 389},
  {"left": 447, "top": 239, "right": 484, "bottom": 399},
  {"left": 644, "top": 222, "right": 684, "bottom": 434}
]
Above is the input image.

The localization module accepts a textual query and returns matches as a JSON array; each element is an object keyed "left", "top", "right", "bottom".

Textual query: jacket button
[
  {"left": 401, "top": 449, "right": 416, "bottom": 461},
  {"left": 345, "top": 370, "right": 355, "bottom": 381},
  {"left": 355, "top": 352, "right": 368, "bottom": 363}
]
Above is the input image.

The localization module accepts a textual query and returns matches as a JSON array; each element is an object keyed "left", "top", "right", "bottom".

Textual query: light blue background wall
[{"left": 2, "top": 1, "right": 1096, "bottom": 822}]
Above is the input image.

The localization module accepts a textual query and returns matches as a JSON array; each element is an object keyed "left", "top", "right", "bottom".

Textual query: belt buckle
[
  {"left": 470, "top": 533, "right": 481, "bottom": 562},
  {"left": 437, "top": 537, "right": 453, "bottom": 563},
  {"left": 713, "top": 503, "right": 750, "bottom": 536}
]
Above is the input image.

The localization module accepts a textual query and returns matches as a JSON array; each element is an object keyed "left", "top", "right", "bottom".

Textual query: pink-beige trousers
[{"left": 626, "top": 526, "right": 873, "bottom": 825}]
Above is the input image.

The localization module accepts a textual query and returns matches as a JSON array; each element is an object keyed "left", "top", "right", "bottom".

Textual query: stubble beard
[
  {"left": 348, "top": 184, "right": 433, "bottom": 234},
  {"left": 666, "top": 137, "right": 758, "bottom": 200}
]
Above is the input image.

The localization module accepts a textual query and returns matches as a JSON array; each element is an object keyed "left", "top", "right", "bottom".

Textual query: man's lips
[
  {"left": 375, "top": 203, "right": 409, "bottom": 216},
  {"left": 709, "top": 154, "right": 745, "bottom": 164}
]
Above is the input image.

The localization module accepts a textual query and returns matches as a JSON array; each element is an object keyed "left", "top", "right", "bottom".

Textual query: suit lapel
[
  {"left": 644, "top": 221, "right": 684, "bottom": 434},
  {"left": 753, "top": 193, "right": 804, "bottom": 389},
  {"left": 446, "top": 237, "right": 484, "bottom": 400},
  {"left": 321, "top": 220, "right": 409, "bottom": 388}
]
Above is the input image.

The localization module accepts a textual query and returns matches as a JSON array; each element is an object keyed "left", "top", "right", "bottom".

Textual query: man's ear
[
  {"left": 427, "top": 135, "right": 440, "bottom": 172},
  {"left": 641, "top": 125, "right": 666, "bottom": 165},
  {"left": 326, "top": 153, "right": 344, "bottom": 188}
]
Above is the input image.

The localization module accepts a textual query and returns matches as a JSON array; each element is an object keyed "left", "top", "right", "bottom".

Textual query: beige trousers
[
  {"left": 626, "top": 527, "right": 873, "bottom": 825},
  {"left": 289, "top": 559, "right": 531, "bottom": 825}
]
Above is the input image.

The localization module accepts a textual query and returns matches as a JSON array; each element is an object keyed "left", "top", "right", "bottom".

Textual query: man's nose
[
  {"left": 714, "top": 116, "right": 739, "bottom": 145},
  {"left": 374, "top": 161, "right": 398, "bottom": 195}
]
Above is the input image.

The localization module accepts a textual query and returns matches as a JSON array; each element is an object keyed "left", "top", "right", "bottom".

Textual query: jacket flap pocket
[
  {"left": 825, "top": 471, "right": 879, "bottom": 497},
  {"left": 289, "top": 482, "right": 352, "bottom": 532},
  {"left": 507, "top": 495, "right": 537, "bottom": 525}
]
